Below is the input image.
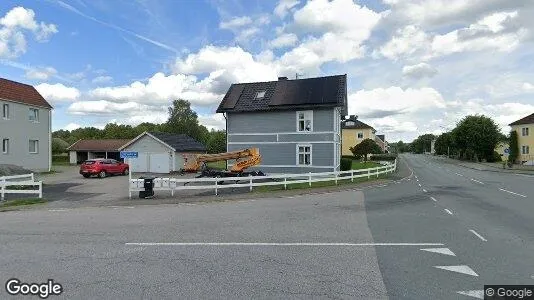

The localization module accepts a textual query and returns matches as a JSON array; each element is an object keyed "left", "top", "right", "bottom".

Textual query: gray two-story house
[
  {"left": 216, "top": 75, "right": 347, "bottom": 174},
  {"left": 0, "top": 78, "right": 53, "bottom": 172}
]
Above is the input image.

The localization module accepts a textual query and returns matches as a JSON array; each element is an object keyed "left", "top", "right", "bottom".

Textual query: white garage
[{"left": 119, "top": 131, "right": 206, "bottom": 174}]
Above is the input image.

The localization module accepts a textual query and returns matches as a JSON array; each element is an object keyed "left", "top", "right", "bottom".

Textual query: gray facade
[
  {"left": 227, "top": 108, "right": 342, "bottom": 174},
  {"left": 0, "top": 100, "right": 51, "bottom": 172}
]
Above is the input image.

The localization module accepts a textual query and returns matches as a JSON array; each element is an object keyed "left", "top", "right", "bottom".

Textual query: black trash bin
[{"left": 139, "top": 176, "right": 155, "bottom": 199}]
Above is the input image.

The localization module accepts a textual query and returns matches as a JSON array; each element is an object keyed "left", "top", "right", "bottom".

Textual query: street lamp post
[{"left": 439, "top": 125, "right": 450, "bottom": 158}]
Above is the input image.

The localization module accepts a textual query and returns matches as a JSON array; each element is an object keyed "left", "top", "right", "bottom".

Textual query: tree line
[
  {"left": 390, "top": 115, "right": 510, "bottom": 162},
  {"left": 53, "top": 99, "right": 226, "bottom": 154}
]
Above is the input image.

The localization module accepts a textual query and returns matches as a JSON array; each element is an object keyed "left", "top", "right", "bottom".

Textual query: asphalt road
[{"left": 0, "top": 154, "right": 533, "bottom": 299}]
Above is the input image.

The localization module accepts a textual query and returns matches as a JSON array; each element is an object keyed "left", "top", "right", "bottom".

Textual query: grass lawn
[
  {"left": 52, "top": 161, "right": 72, "bottom": 166},
  {"left": 0, "top": 198, "right": 47, "bottom": 209},
  {"left": 255, "top": 173, "right": 390, "bottom": 192},
  {"left": 206, "top": 161, "right": 227, "bottom": 170},
  {"left": 351, "top": 161, "right": 381, "bottom": 170}
]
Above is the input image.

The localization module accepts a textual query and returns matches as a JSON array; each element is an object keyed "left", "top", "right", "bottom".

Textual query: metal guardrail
[
  {"left": 128, "top": 160, "right": 397, "bottom": 198},
  {"left": 0, "top": 173, "right": 43, "bottom": 201}
]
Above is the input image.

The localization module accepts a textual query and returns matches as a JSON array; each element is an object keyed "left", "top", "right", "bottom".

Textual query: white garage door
[
  {"left": 130, "top": 153, "right": 148, "bottom": 172},
  {"left": 149, "top": 153, "right": 170, "bottom": 173}
]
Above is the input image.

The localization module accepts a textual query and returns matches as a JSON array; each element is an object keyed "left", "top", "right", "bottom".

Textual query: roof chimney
[
  {"left": 349, "top": 115, "right": 356, "bottom": 120},
  {"left": 278, "top": 76, "right": 288, "bottom": 80}
]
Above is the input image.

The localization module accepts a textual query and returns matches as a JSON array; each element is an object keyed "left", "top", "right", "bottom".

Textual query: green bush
[
  {"left": 487, "top": 151, "right": 502, "bottom": 163},
  {"left": 369, "top": 154, "right": 397, "bottom": 161},
  {"left": 340, "top": 158, "right": 352, "bottom": 171},
  {"left": 52, "top": 155, "right": 69, "bottom": 163}
]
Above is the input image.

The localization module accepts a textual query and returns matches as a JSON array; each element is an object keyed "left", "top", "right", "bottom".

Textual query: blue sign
[
  {"left": 504, "top": 148, "right": 510, "bottom": 154},
  {"left": 120, "top": 151, "right": 138, "bottom": 159}
]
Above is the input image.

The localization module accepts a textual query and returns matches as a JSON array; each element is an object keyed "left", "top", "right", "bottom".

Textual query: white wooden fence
[
  {"left": 0, "top": 173, "right": 43, "bottom": 201},
  {"left": 129, "top": 160, "right": 397, "bottom": 198}
]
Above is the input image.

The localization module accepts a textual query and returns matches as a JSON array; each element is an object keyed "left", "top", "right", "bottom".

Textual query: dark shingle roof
[
  {"left": 0, "top": 78, "right": 52, "bottom": 109},
  {"left": 149, "top": 132, "right": 206, "bottom": 152},
  {"left": 376, "top": 134, "right": 385, "bottom": 142},
  {"left": 67, "top": 139, "right": 130, "bottom": 151},
  {"left": 216, "top": 75, "right": 347, "bottom": 114},
  {"left": 509, "top": 113, "right": 534, "bottom": 125},
  {"left": 342, "top": 117, "right": 374, "bottom": 130}
]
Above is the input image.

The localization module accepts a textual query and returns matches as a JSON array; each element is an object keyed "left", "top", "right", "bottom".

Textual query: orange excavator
[{"left": 182, "top": 148, "right": 265, "bottom": 178}]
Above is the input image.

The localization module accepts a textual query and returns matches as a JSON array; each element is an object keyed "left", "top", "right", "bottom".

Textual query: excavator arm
[{"left": 182, "top": 148, "right": 262, "bottom": 173}]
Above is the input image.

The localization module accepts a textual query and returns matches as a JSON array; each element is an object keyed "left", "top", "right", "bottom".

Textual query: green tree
[
  {"left": 52, "top": 138, "right": 70, "bottom": 154},
  {"left": 349, "top": 138, "right": 382, "bottom": 161},
  {"left": 509, "top": 130, "right": 519, "bottom": 164},
  {"left": 434, "top": 132, "right": 455, "bottom": 157},
  {"left": 206, "top": 130, "right": 226, "bottom": 153},
  {"left": 164, "top": 99, "right": 204, "bottom": 142},
  {"left": 396, "top": 141, "right": 405, "bottom": 153},
  {"left": 102, "top": 123, "right": 137, "bottom": 139},
  {"left": 134, "top": 122, "right": 163, "bottom": 135},
  {"left": 411, "top": 134, "right": 436, "bottom": 154},
  {"left": 451, "top": 115, "right": 500, "bottom": 161}
]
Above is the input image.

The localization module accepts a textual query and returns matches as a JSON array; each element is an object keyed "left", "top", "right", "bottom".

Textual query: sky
[{"left": 1, "top": 0, "right": 533, "bottom": 142}]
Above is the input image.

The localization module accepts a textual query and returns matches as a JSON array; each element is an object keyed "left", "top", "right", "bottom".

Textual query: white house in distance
[{"left": 0, "top": 78, "right": 52, "bottom": 172}]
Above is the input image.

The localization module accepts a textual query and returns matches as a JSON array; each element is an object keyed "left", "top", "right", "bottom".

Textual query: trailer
[{"left": 182, "top": 148, "right": 265, "bottom": 179}]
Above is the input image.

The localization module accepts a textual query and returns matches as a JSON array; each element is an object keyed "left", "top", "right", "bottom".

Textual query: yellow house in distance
[
  {"left": 341, "top": 115, "right": 377, "bottom": 156},
  {"left": 509, "top": 112, "right": 534, "bottom": 165}
]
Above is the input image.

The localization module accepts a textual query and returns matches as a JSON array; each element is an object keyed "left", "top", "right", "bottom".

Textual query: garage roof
[
  {"left": 67, "top": 139, "right": 131, "bottom": 151},
  {"left": 119, "top": 132, "right": 206, "bottom": 152}
]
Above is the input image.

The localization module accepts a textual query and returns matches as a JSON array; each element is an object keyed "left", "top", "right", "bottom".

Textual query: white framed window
[
  {"left": 522, "top": 127, "right": 529, "bottom": 136},
  {"left": 2, "top": 103, "right": 9, "bottom": 119},
  {"left": 29, "top": 140, "right": 39, "bottom": 153},
  {"left": 522, "top": 145, "right": 530, "bottom": 155},
  {"left": 296, "top": 110, "right": 313, "bottom": 132},
  {"left": 255, "top": 91, "right": 266, "bottom": 99},
  {"left": 297, "top": 144, "right": 312, "bottom": 165},
  {"left": 29, "top": 108, "right": 39, "bottom": 122},
  {"left": 357, "top": 132, "right": 364, "bottom": 139},
  {"left": 2, "top": 139, "right": 8, "bottom": 154}
]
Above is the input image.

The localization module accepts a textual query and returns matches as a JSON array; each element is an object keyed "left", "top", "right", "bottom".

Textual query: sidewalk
[{"left": 434, "top": 156, "right": 534, "bottom": 175}]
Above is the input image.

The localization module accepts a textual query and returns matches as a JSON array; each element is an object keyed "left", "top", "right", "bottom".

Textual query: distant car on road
[{"left": 80, "top": 159, "right": 129, "bottom": 178}]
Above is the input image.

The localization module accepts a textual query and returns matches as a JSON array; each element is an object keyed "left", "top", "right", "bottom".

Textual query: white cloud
[
  {"left": 25, "top": 66, "right": 57, "bottom": 80},
  {"left": 402, "top": 63, "right": 437, "bottom": 79},
  {"left": 92, "top": 75, "right": 113, "bottom": 84},
  {"left": 269, "top": 33, "right": 298, "bottom": 49},
  {"left": 369, "top": 116, "right": 418, "bottom": 133},
  {"left": 523, "top": 82, "right": 534, "bottom": 92},
  {"left": 274, "top": 0, "right": 300, "bottom": 18},
  {"left": 64, "top": 123, "right": 81, "bottom": 131},
  {"left": 0, "top": 6, "right": 58, "bottom": 58},
  {"left": 35, "top": 83, "right": 80, "bottom": 103},
  {"left": 219, "top": 16, "right": 252, "bottom": 30},
  {"left": 377, "top": 25, "right": 431, "bottom": 61},
  {"left": 198, "top": 114, "right": 226, "bottom": 131},
  {"left": 67, "top": 100, "right": 165, "bottom": 115},
  {"left": 348, "top": 86, "right": 446, "bottom": 118}
]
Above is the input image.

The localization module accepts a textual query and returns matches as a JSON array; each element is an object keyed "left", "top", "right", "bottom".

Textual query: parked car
[{"left": 80, "top": 159, "right": 129, "bottom": 178}]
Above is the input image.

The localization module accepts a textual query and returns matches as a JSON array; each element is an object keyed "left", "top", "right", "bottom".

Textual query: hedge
[{"left": 369, "top": 154, "right": 397, "bottom": 161}]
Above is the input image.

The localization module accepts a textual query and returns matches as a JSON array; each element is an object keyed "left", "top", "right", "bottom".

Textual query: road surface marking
[
  {"left": 455, "top": 173, "right": 464, "bottom": 177},
  {"left": 434, "top": 265, "right": 478, "bottom": 277},
  {"left": 515, "top": 174, "right": 534, "bottom": 178},
  {"left": 470, "top": 179, "right": 484, "bottom": 185},
  {"left": 125, "top": 242, "right": 445, "bottom": 246},
  {"left": 457, "top": 290, "right": 484, "bottom": 299},
  {"left": 499, "top": 188, "right": 527, "bottom": 198},
  {"left": 430, "top": 197, "right": 437, "bottom": 202},
  {"left": 418, "top": 183, "right": 422, "bottom": 187},
  {"left": 48, "top": 209, "right": 68, "bottom": 212},
  {"left": 444, "top": 209, "right": 453, "bottom": 215},
  {"left": 469, "top": 229, "right": 487, "bottom": 242},
  {"left": 420, "top": 247, "right": 456, "bottom": 256},
  {"left": 422, "top": 189, "right": 427, "bottom": 192}
]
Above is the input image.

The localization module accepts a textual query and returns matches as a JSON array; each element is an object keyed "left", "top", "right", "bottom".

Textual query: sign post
[{"left": 120, "top": 151, "right": 138, "bottom": 199}]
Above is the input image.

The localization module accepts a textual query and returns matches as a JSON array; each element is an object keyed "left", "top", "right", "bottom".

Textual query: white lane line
[
  {"left": 434, "top": 265, "right": 479, "bottom": 277},
  {"left": 457, "top": 290, "right": 484, "bottom": 299},
  {"left": 444, "top": 209, "right": 453, "bottom": 215},
  {"left": 455, "top": 173, "right": 464, "bottom": 177},
  {"left": 470, "top": 179, "right": 484, "bottom": 185},
  {"left": 125, "top": 242, "right": 445, "bottom": 246},
  {"left": 422, "top": 189, "right": 427, "bottom": 193},
  {"left": 48, "top": 209, "right": 68, "bottom": 212},
  {"left": 418, "top": 183, "right": 422, "bottom": 187},
  {"left": 469, "top": 229, "right": 487, "bottom": 242},
  {"left": 430, "top": 197, "right": 437, "bottom": 202},
  {"left": 515, "top": 174, "right": 534, "bottom": 178},
  {"left": 499, "top": 188, "right": 527, "bottom": 198},
  {"left": 420, "top": 247, "right": 456, "bottom": 256}
]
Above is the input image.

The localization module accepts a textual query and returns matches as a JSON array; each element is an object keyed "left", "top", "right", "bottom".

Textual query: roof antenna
[{"left": 295, "top": 72, "right": 304, "bottom": 79}]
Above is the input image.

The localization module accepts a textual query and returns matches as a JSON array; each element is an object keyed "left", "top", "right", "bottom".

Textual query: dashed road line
[
  {"left": 469, "top": 229, "right": 487, "bottom": 242},
  {"left": 48, "top": 209, "right": 68, "bottom": 212},
  {"left": 418, "top": 183, "right": 422, "bottom": 187},
  {"left": 422, "top": 189, "right": 427, "bottom": 193},
  {"left": 444, "top": 209, "right": 453, "bottom": 215},
  {"left": 499, "top": 188, "right": 527, "bottom": 198},
  {"left": 455, "top": 173, "right": 464, "bottom": 177},
  {"left": 435, "top": 265, "right": 479, "bottom": 277},
  {"left": 430, "top": 197, "right": 437, "bottom": 202},
  {"left": 457, "top": 290, "right": 484, "bottom": 299},
  {"left": 420, "top": 247, "right": 456, "bottom": 256},
  {"left": 470, "top": 179, "right": 484, "bottom": 185},
  {"left": 126, "top": 242, "right": 446, "bottom": 246}
]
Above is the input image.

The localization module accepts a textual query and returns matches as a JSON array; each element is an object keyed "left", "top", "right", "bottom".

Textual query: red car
[{"left": 80, "top": 159, "right": 129, "bottom": 178}]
